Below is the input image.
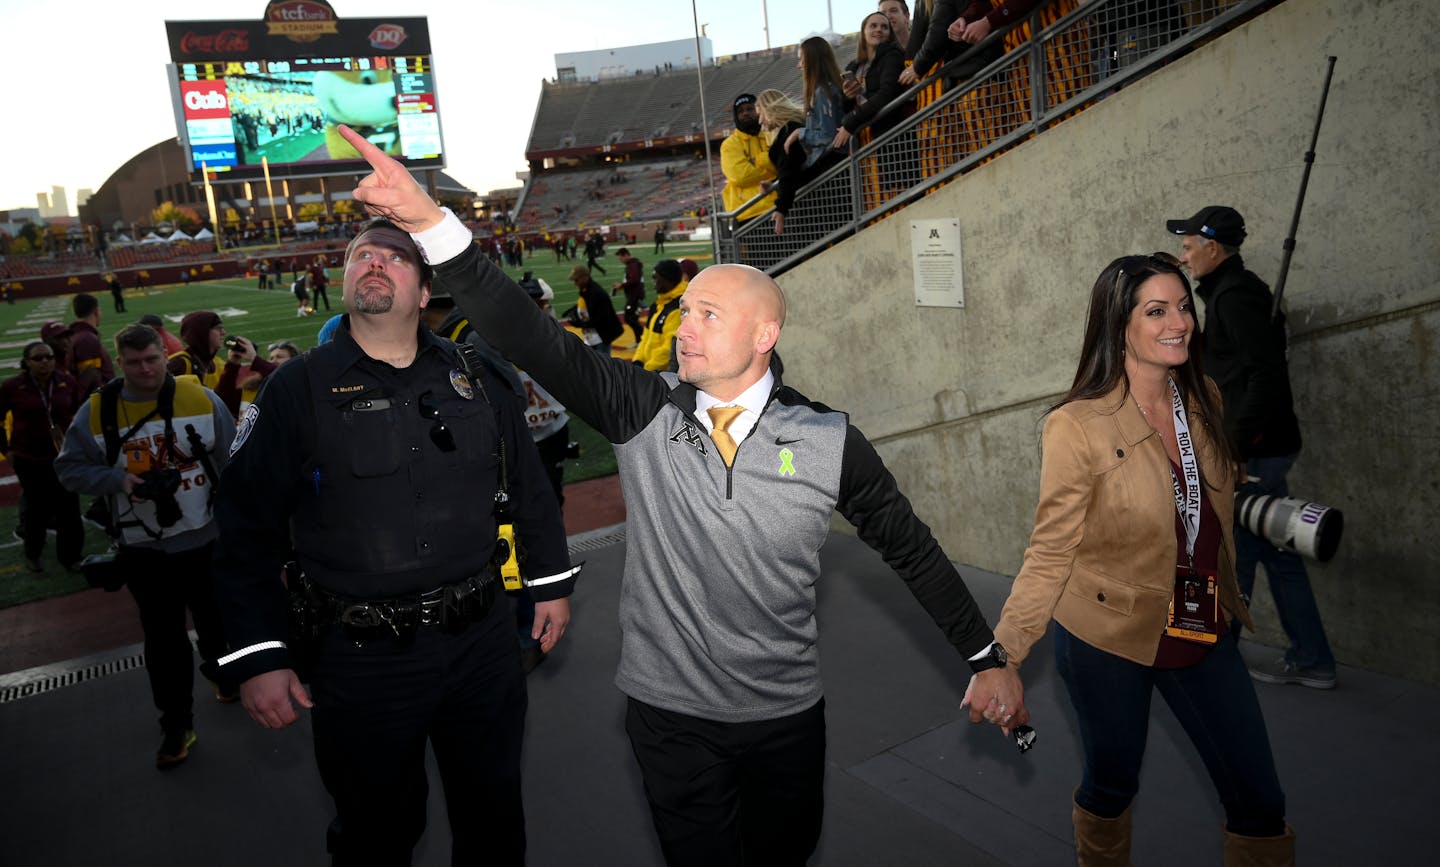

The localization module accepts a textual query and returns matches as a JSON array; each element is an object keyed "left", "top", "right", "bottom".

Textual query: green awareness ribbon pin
[{"left": 778, "top": 447, "right": 796, "bottom": 476}]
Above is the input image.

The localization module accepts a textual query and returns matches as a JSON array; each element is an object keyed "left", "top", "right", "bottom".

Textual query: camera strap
[
  {"left": 99, "top": 375, "right": 178, "bottom": 467},
  {"left": 100, "top": 376, "right": 180, "bottom": 542}
]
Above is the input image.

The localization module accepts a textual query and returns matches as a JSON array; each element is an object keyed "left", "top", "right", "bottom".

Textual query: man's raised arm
[{"left": 339, "top": 125, "right": 446, "bottom": 234}]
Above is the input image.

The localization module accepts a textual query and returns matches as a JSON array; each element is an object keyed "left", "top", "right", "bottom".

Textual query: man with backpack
[{"left": 56, "top": 324, "right": 238, "bottom": 769}]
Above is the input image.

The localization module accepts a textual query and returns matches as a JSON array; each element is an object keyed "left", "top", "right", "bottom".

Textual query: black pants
[
  {"left": 124, "top": 542, "right": 231, "bottom": 734},
  {"left": 311, "top": 600, "right": 527, "bottom": 866},
  {"left": 534, "top": 424, "right": 569, "bottom": 508},
  {"left": 623, "top": 301, "right": 644, "bottom": 344},
  {"left": 312, "top": 285, "right": 331, "bottom": 310},
  {"left": 12, "top": 456, "right": 82, "bottom": 565},
  {"left": 625, "top": 697, "right": 826, "bottom": 867}
]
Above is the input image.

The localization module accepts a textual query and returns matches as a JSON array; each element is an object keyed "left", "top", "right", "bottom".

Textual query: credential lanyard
[{"left": 1166, "top": 377, "right": 1202, "bottom": 569}]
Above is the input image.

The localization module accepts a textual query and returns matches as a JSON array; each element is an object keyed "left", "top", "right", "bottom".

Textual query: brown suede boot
[
  {"left": 1223, "top": 825, "right": 1296, "bottom": 866},
  {"left": 1072, "top": 798, "right": 1133, "bottom": 866}
]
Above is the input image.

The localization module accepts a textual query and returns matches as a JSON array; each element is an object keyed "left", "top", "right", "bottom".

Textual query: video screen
[{"left": 173, "top": 54, "right": 442, "bottom": 177}]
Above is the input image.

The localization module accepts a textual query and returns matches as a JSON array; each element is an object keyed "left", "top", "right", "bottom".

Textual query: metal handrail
[{"left": 715, "top": 0, "right": 1270, "bottom": 276}]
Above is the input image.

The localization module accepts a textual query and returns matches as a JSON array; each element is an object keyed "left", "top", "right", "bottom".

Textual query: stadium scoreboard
[{"left": 166, "top": 1, "right": 444, "bottom": 185}]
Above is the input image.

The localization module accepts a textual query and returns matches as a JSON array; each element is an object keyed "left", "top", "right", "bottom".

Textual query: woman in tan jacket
[{"left": 993, "top": 255, "right": 1294, "bottom": 866}]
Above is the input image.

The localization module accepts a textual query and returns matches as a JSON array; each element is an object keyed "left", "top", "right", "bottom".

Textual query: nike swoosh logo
[{"left": 775, "top": 436, "right": 802, "bottom": 445}]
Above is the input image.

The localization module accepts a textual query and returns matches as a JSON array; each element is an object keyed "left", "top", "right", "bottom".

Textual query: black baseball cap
[
  {"left": 1166, "top": 206, "right": 1247, "bottom": 246},
  {"left": 653, "top": 259, "right": 684, "bottom": 284}
]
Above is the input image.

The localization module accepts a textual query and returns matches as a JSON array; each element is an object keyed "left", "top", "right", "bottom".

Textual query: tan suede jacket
[{"left": 994, "top": 380, "right": 1253, "bottom": 667}]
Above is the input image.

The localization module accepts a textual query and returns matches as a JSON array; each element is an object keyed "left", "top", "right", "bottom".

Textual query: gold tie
[{"left": 707, "top": 406, "right": 746, "bottom": 467}]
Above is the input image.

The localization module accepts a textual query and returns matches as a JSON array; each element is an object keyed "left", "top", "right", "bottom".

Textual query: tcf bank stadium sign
[{"left": 265, "top": 0, "right": 339, "bottom": 43}]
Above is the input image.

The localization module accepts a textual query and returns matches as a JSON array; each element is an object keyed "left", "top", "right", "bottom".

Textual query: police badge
[{"left": 449, "top": 369, "right": 475, "bottom": 400}]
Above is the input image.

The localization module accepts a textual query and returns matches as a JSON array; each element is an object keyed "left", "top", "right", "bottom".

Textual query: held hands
[
  {"left": 337, "top": 125, "right": 445, "bottom": 233},
  {"left": 532, "top": 598, "right": 571, "bottom": 654},
  {"left": 950, "top": 17, "right": 992, "bottom": 44},
  {"left": 961, "top": 665, "right": 1029, "bottom": 736},
  {"left": 241, "top": 668, "right": 313, "bottom": 729}
]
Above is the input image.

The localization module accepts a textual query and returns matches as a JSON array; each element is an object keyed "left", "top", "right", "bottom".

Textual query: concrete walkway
[{"left": 1, "top": 526, "right": 1432, "bottom": 865}]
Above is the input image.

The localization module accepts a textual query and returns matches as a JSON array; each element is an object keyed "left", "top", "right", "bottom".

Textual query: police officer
[{"left": 211, "top": 219, "right": 578, "bottom": 866}]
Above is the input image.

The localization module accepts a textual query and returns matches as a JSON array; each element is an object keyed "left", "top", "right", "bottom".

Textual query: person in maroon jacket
[
  {"left": 611, "top": 247, "right": 646, "bottom": 345},
  {"left": 0, "top": 341, "right": 84, "bottom": 572},
  {"left": 67, "top": 293, "right": 115, "bottom": 396}
]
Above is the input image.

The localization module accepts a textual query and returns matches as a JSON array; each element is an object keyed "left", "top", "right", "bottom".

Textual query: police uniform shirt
[{"left": 212, "top": 316, "right": 576, "bottom": 682}]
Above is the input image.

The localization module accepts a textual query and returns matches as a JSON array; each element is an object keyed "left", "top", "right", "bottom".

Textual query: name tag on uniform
[{"left": 1165, "top": 567, "right": 1219, "bottom": 645}]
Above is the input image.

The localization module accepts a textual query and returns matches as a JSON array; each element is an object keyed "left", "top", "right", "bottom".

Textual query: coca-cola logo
[
  {"left": 179, "top": 29, "right": 250, "bottom": 54},
  {"left": 368, "top": 24, "right": 407, "bottom": 50},
  {"left": 184, "top": 89, "right": 228, "bottom": 110}
]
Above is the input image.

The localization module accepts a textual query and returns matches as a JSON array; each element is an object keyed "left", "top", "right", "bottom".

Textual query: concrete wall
[{"left": 778, "top": 0, "right": 1440, "bottom": 682}]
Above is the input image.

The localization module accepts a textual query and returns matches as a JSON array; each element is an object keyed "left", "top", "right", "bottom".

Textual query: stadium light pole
[
  {"left": 762, "top": 1, "right": 771, "bottom": 50},
  {"left": 693, "top": 0, "right": 722, "bottom": 249}
]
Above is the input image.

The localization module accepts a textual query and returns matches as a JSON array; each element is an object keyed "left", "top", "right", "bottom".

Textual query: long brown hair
[
  {"left": 799, "top": 36, "right": 844, "bottom": 111},
  {"left": 855, "top": 12, "right": 898, "bottom": 66},
  {"left": 1056, "top": 254, "right": 1235, "bottom": 466}
]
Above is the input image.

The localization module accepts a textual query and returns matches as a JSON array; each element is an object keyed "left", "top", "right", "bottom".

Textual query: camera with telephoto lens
[
  {"left": 132, "top": 468, "right": 184, "bottom": 528},
  {"left": 1235, "top": 491, "right": 1343, "bottom": 562}
]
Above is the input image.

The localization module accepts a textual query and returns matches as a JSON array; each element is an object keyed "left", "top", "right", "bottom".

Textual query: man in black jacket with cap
[{"left": 1168, "top": 204, "right": 1337, "bottom": 690}]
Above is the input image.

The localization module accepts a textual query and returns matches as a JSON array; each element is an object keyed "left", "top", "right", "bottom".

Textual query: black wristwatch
[{"left": 968, "top": 642, "right": 1008, "bottom": 673}]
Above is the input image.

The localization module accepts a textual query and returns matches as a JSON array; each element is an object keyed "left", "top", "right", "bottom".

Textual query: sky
[{"left": 1, "top": 0, "right": 883, "bottom": 215}]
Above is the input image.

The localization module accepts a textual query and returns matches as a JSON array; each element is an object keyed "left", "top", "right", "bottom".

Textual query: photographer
[
  {"left": 56, "top": 324, "right": 238, "bottom": 770},
  {"left": 167, "top": 310, "right": 276, "bottom": 418}
]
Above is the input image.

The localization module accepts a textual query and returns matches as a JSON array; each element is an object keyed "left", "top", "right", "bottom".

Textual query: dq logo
[{"left": 369, "top": 24, "right": 408, "bottom": 50}]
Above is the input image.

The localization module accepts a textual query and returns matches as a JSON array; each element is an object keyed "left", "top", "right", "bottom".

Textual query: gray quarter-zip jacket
[{"left": 432, "top": 223, "right": 995, "bottom": 723}]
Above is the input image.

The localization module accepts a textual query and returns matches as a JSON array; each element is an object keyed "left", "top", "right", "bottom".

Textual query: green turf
[{"left": 0, "top": 242, "right": 723, "bottom": 609}]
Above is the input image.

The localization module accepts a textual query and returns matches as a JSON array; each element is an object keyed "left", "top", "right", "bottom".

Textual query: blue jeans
[
  {"left": 1054, "top": 623, "right": 1287, "bottom": 837},
  {"left": 1234, "top": 454, "right": 1336, "bottom": 672}
]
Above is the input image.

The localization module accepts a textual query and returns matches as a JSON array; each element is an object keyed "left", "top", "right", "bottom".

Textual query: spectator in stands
[
  {"left": 612, "top": 248, "right": 646, "bottom": 346},
  {"left": 898, "top": 1, "right": 1000, "bottom": 87},
  {"left": 838, "top": 13, "right": 908, "bottom": 152},
  {"left": 68, "top": 294, "right": 115, "bottom": 397},
  {"left": 565, "top": 264, "right": 624, "bottom": 356},
  {"left": 138, "top": 314, "right": 184, "bottom": 357},
  {"left": 948, "top": 0, "right": 1050, "bottom": 45},
  {"left": 879, "top": 0, "right": 913, "bottom": 51},
  {"left": 0, "top": 341, "right": 84, "bottom": 573},
  {"left": 631, "top": 259, "right": 686, "bottom": 372},
  {"left": 720, "top": 94, "right": 778, "bottom": 222},
  {"left": 107, "top": 272, "right": 127, "bottom": 314},
  {"left": 763, "top": 40, "right": 850, "bottom": 237}
]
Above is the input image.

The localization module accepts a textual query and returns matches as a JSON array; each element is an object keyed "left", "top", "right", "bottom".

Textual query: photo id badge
[{"left": 1165, "top": 567, "right": 1219, "bottom": 645}]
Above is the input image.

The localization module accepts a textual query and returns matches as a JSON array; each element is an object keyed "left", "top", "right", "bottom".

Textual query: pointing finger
[{"left": 338, "top": 124, "right": 394, "bottom": 171}]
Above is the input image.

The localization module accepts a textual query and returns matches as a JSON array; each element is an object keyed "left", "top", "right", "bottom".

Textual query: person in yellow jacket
[
  {"left": 631, "top": 259, "right": 687, "bottom": 372},
  {"left": 720, "top": 93, "right": 778, "bottom": 221}
]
